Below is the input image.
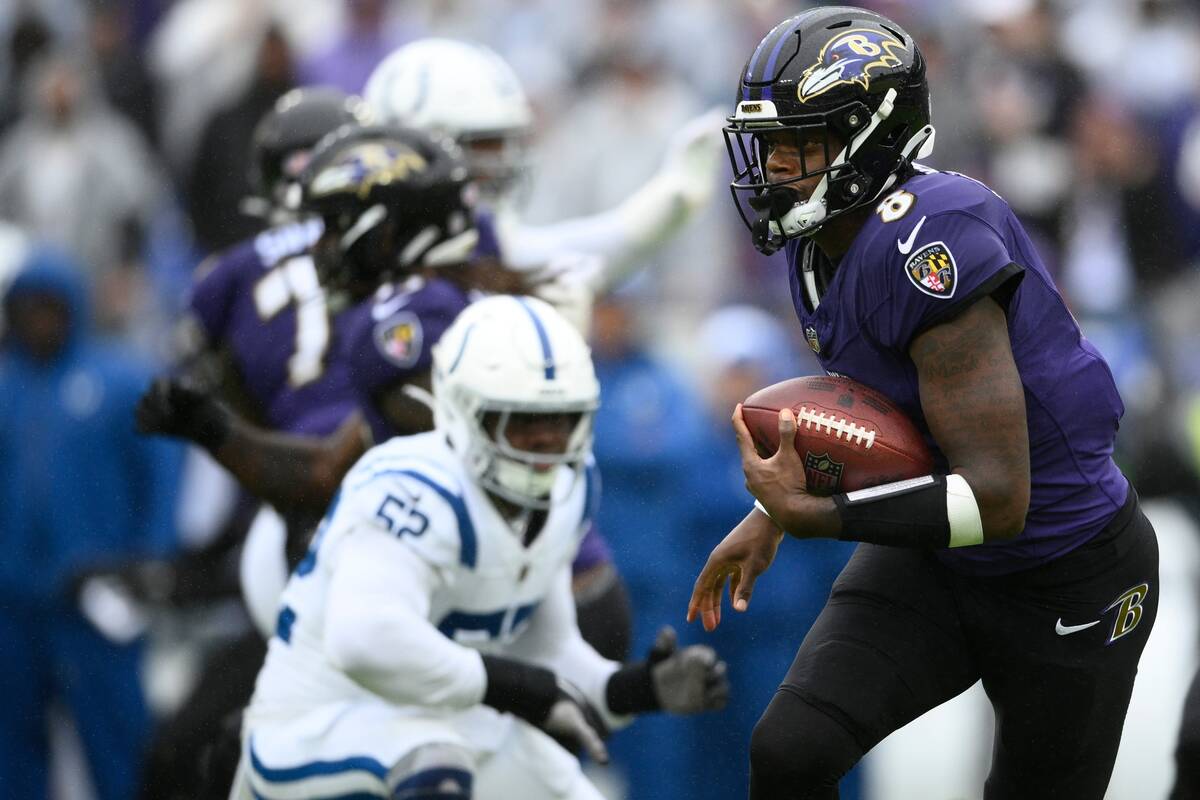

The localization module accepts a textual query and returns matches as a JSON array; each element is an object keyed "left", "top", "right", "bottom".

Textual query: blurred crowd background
[{"left": 3, "top": 0, "right": 1200, "bottom": 798}]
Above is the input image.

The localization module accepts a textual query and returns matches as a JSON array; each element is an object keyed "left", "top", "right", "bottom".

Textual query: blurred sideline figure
[
  {"left": 229, "top": 294, "right": 728, "bottom": 800},
  {"left": 186, "top": 24, "right": 296, "bottom": 253},
  {"left": 0, "top": 48, "right": 165, "bottom": 341},
  {"left": 0, "top": 50, "right": 162, "bottom": 279},
  {"left": 586, "top": 288, "right": 710, "bottom": 799},
  {"left": 1174, "top": 664, "right": 1200, "bottom": 797},
  {"left": 0, "top": 247, "right": 183, "bottom": 800},
  {"left": 685, "top": 304, "right": 861, "bottom": 799}
]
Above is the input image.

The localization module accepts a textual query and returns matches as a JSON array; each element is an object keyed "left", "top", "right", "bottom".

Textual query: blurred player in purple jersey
[
  {"left": 133, "top": 87, "right": 374, "bottom": 800},
  {"left": 687, "top": 7, "right": 1158, "bottom": 799},
  {"left": 138, "top": 121, "right": 481, "bottom": 588},
  {"left": 142, "top": 119, "right": 634, "bottom": 658}
]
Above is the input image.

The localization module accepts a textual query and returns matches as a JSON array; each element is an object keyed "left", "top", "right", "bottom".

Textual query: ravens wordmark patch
[{"left": 904, "top": 241, "right": 957, "bottom": 299}]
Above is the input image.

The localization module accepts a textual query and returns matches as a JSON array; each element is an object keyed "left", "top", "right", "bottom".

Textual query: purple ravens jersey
[
  {"left": 338, "top": 275, "right": 472, "bottom": 444},
  {"left": 188, "top": 220, "right": 360, "bottom": 436},
  {"left": 786, "top": 169, "right": 1128, "bottom": 575}
]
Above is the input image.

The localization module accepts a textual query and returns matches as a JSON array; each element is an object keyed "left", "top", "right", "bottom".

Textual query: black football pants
[{"left": 749, "top": 487, "right": 1158, "bottom": 800}]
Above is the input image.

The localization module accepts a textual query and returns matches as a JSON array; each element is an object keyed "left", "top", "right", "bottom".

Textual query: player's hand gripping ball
[{"left": 740, "top": 376, "right": 934, "bottom": 495}]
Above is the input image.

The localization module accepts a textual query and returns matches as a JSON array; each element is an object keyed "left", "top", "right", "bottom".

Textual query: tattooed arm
[
  {"left": 908, "top": 296, "right": 1030, "bottom": 540},
  {"left": 371, "top": 370, "right": 435, "bottom": 438},
  {"left": 136, "top": 377, "right": 369, "bottom": 517},
  {"left": 209, "top": 409, "right": 370, "bottom": 517},
  {"left": 688, "top": 295, "right": 1029, "bottom": 629}
]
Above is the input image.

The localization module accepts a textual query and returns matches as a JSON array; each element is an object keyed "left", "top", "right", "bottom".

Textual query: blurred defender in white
[
  {"left": 229, "top": 295, "right": 727, "bottom": 800},
  {"left": 363, "top": 38, "right": 723, "bottom": 332}
]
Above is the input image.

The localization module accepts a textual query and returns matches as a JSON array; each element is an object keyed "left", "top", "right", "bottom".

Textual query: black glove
[
  {"left": 481, "top": 655, "right": 609, "bottom": 763},
  {"left": 136, "top": 377, "right": 232, "bottom": 451},
  {"left": 606, "top": 626, "right": 729, "bottom": 715}
]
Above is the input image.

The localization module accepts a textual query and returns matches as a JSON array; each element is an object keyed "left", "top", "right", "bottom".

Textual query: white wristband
[
  {"left": 945, "top": 474, "right": 985, "bottom": 548},
  {"left": 752, "top": 499, "right": 772, "bottom": 519}
]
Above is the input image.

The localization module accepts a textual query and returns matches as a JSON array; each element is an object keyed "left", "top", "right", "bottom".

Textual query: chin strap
[{"left": 754, "top": 88, "right": 912, "bottom": 250}]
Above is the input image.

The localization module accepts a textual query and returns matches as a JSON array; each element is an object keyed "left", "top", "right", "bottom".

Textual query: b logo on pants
[{"left": 1105, "top": 582, "right": 1150, "bottom": 645}]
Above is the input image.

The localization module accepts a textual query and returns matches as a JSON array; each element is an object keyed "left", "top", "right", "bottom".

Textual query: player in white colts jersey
[{"left": 229, "top": 295, "right": 729, "bottom": 800}]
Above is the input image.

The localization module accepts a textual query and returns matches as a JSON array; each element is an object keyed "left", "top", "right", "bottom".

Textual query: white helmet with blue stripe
[
  {"left": 431, "top": 294, "right": 599, "bottom": 509},
  {"left": 363, "top": 38, "right": 532, "bottom": 202}
]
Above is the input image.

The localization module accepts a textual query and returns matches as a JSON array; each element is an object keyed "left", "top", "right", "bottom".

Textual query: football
[{"left": 741, "top": 375, "right": 935, "bottom": 495}]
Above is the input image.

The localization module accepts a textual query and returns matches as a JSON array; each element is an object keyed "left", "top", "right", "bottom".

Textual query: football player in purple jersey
[
  {"left": 687, "top": 7, "right": 1158, "bottom": 799},
  {"left": 138, "top": 123, "right": 482, "bottom": 548},
  {"left": 181, "top": 86, "right": 376, "bottom": 493}
]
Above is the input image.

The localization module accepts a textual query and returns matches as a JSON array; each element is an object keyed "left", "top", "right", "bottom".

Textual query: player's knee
[
  {"left": 390, "top": 744, "right": 474, "bottom": 799},
  {"left": 749, "top": 688, "right": 859, "bottom": 798}
]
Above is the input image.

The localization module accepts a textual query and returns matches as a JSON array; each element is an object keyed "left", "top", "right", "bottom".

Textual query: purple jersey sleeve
[
  {"left": 573, "top": 460, "right": 611, "bottom": 572},
  {"left": 572, "top": 523, "right": 613, "bottom": 574},
  {"left": 869, "top": 210, "right": 1021, "bottom": 352}
]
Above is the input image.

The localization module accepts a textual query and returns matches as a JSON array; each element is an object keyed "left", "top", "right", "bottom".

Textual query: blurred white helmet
[
  {"left": 432, "top": 295, "right": 599, "bottom": 510},
  {"left": 364, "top": 38, "right": 533, "bottom": 201}
]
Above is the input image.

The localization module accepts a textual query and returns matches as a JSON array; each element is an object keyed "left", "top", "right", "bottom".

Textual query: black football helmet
[
  {"left": 299, "top": 124, "right": 477, "bottom": 298},
  {"left": 726, "top": 6, "right": 935, "bottom": 253},
  {"left": 247, "top": 87, "right": 373, "bottom": 218}
]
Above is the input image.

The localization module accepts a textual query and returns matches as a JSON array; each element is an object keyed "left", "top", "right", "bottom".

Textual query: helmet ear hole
[
  {"left": 835, "top": 174, "right": 869, "bottom": 204},
  {"left": 832, "top": 102, "right": 872, "bottom": 139}
]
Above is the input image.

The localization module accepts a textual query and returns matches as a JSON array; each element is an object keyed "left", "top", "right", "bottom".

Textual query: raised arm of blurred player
[{"left": 499, "top": 107, "right": 725, "bottom": 296}]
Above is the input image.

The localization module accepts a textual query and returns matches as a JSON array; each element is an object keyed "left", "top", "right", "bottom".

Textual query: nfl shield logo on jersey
[
  {"left": 805, "top": 326, "right": 821, "bottom": 354},
  {"left": 374, "top": 312, "right": 424, "bottom": 367},
  {"left": 804, "top": 451, "right": 844, "bottom": 493},
  {"left": 904, "top": 242, "right": 957, "bottom": 299}
]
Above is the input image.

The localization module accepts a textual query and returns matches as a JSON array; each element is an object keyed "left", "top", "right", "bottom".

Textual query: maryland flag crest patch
[{"left": 904, "top": 241, "right": 957, "bottom": 299}]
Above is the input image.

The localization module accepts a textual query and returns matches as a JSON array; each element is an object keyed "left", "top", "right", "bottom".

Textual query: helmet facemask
[
  {"left": 467, "top": 406, "right": 595, "bottom": 511},
  {"left": 456, "top": 129, "right": 533, "bottom": 208},
  {"left": 726, "top": 89, "right": 935, "bottom": 253}
]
